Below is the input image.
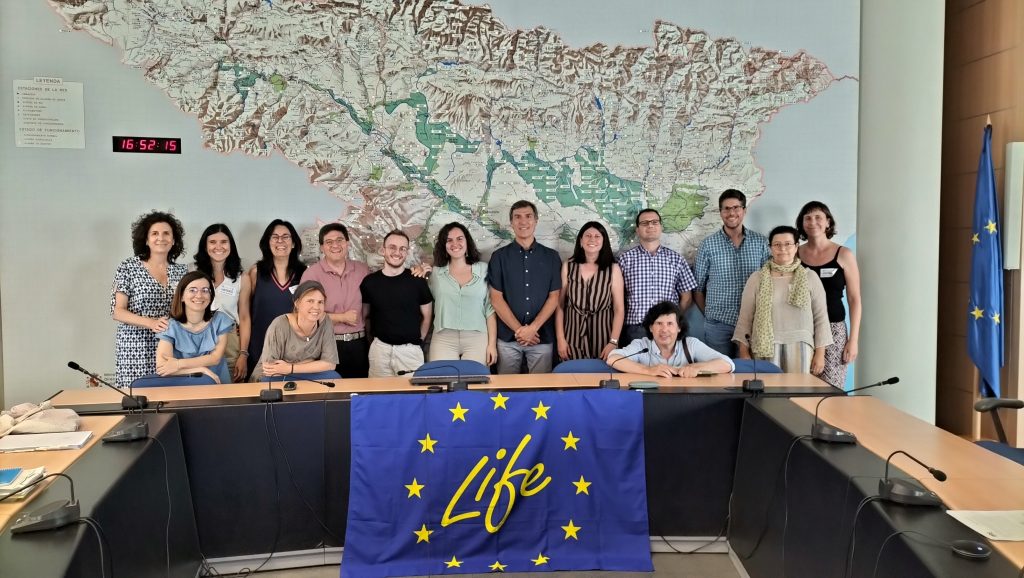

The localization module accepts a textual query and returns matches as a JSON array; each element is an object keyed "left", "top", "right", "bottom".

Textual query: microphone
[
  {"left": 67, "top": 361, "right": 149, "bottom": 441},
  {"left": 398, "top": 364, "right": 467, "bottom": 391},
  {"left": 811, "top": 376, "right": 899, "bottom": 443},
  {"left": 602, "top": 347, "right": 650, "bottom": 389},
  {"left": 742, "top": 334, "right": 763, "bottom": 393},
  {"left": 878, "top": 449, "right": 945, "bottom": 506},
  {"left": 307, "top": 378, "right": 335, "bottom": 388}
]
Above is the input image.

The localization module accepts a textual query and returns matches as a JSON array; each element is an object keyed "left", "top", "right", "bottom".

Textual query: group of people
[{"left": 109, "top": 191, "right": 859, "bottom": 390}]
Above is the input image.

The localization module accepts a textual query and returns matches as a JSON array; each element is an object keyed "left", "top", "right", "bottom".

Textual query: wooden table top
[
  {"left": 0, "top": 415, "right": 123, "bottom": 530},
  {"left": 791, "top": 396, "right": 1024, "bottom": 568},
  {"left": 47, "top": 373, "right": 829, "bottom": 409}
]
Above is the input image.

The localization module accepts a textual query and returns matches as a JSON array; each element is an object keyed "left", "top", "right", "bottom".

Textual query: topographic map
[{"left": 46, "top": 0, "right": 851, "bottom": 258}]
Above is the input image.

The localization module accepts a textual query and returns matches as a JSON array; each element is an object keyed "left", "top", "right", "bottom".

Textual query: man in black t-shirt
[{"left": 360, "top": 230, "right": 434, "bottom": 377}]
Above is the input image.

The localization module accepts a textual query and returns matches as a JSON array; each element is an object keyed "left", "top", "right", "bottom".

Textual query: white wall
[{"left": 856, "top": 0, "right": 944, "bottom": 422}]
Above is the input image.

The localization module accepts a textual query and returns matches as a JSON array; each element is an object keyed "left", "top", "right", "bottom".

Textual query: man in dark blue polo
[{"left": 487, "top": 200, "right": 562, "bottom": 373}]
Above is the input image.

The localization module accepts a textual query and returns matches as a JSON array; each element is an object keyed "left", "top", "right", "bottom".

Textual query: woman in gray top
[{"left": 251, "top": 280, "right": 339, "bottom": 381}]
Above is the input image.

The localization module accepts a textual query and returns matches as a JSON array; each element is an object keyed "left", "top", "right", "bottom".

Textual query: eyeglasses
[
  {"left": 721, "top": 205, "right": 745, "bottom": 213},
  {"left": 185, "top": 287, "right": 212, "bottom": 296},
  {"left": 385, "top": 245, "right": 409, "bottom": 253},
  {"left": 270, "top": 234, "right": 292, "bottom": 242},
  {"left": 323, "top": 238, "right": 347, "bottom": 246},
  {"left": 638, "top": 219, "right": 661, "bottom": 227},
  {"left": 771, "top": 242, "right": 796, "bottom": 250}
]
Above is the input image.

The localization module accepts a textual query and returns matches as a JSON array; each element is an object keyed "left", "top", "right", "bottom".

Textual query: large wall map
[{"left": 46, "top": 0, "right": 855, "bottom": 258}]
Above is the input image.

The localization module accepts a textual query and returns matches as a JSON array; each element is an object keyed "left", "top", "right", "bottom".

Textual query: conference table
[{"left": 1, "top": 372, "right": 1017, "bottom": 577}]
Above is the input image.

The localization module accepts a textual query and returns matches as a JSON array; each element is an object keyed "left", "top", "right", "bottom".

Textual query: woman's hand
[
  {"left": 811, "top": 349, "right": 826, "bottom": 375},
  {"left": 843, "top": 340, "right": 858, "bottom": 364},
  {"left": 232, "top": 356, "right": 248, "bottom": 382},
  {"left": 201, "top": 367, "right": 221, "bottom": 384},
  {"left": 557, "top": 337, "right": 569, "bottom": 361},
  {"left": 155, "top": 356, "right": 178, "bottom": 376},
  {"left": 150, "top": 316, "right": 169, "bottom": 332},
  {"left": 410, "top": 264, "right": 432, "bottom": 278},
  {"left": 647, "top": 364, "right": 676, "bottom": 378},
  {"left": 262, "top": 360, "right": 291, "bottom": 377},
  {"left": 485, "top": 345, "right": 498, "bottom": 366},
  {"left": 599, "top": 342, "right": 615, "bottom": 361},
  {"left": 675, "top": 365, "right": 700, "bottom": 378}
]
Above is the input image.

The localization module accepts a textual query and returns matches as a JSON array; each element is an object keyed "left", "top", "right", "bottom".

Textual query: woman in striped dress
[{"left": 556, "top": 221, "right": 625, "bottom": 361}]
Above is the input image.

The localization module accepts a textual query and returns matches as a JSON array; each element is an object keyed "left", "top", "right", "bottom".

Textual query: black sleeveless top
[{"left": 802, "top": 246, "right": 847, "bottom": 322}]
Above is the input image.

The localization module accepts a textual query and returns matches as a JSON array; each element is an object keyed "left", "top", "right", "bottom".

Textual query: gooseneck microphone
[
  {"left": 878, "top": 449, "right": 946, "bottom": 506},
  {"left": 811, "top": 376, "right": 899, "bottom": 443},
  {"left": 742, "top": 334, "right": 764, "bottom": 393},
  {"left": 67, "top": 361, "right": 149, "bottom": 441},
  {"left": 603, "top": 347, "right": 650, "bottom": 389}
]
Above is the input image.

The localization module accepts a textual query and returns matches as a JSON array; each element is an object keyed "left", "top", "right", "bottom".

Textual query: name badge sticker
[{"left": 820, "top": 268, "right": 838, "bottom": 278}]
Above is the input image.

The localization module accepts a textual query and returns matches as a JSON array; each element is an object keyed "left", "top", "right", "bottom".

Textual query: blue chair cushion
[
  {"left": 131, "top": 373, "right": 218, "bottom": 388},
  {"left": 975, "top": 440, "right": 1024, "bottom": 466},
  {"left": 260, "top": 370, "right": 341, "bottom": 382},
  {"left": 553, "top": 359, "right": 616, "bottom": 374},
  {"left": 414, "top": 360, "right": 490, "bottom": 377}
]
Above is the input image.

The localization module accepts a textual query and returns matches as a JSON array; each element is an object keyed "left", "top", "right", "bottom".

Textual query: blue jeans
[{"left": 704, "top": 319, "right": 737, "bottom": 358}]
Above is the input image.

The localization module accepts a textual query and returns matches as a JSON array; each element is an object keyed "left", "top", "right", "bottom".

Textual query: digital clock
[{"left": 112, "top": 136, "right": 181, "bottom": 154}]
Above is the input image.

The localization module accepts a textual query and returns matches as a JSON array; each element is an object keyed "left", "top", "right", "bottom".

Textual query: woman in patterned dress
[
  {"left": 796, "top": 201, "right": 861, "bottom": 389},
  {"left": 110, "top": 211, "right": 188, "bottom": 388},
  {"left": 555, "top": 221, "right": 624, "bottom": 361}
]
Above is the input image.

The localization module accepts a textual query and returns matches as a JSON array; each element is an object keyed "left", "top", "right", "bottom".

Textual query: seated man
[{"left": 608, "top": 301, "right": 734, "bottom": 378}]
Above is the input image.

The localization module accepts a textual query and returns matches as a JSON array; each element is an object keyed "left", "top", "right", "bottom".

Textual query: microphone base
[
  {"left": 122, "top": 395, "right": 148, "bottom": 410},
  {"left": 742, "top": 378, "right": 764, "bottom": 393},
  {"left": 878, "top": 478, "right": 943, "bottom": 507},
  {"left": 103, "top": 419, "right": 149, "bottom": 442},
  {"left": 10, "top": 499, "right": 80, "bottom": 534},
  {"left": 811, "top": 422, "right": 858, "bottom": 444},
  {"left": 447, "top": 381, "right": 469, "bottom": 392},
  {"left": 259, "top": 388, "right": 283, "bottom": 403},
  {"left": 599, "top": 379, "right": 621, "bottom": 389}
]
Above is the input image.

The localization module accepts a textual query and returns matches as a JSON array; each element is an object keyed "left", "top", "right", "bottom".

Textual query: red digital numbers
[
  {"left": 112, "top": 136, "right": 181, "bottom": 154},
  {"left": 165, "top": 140, "right": 177, "bottom": 152},
  {"left": 121, "top": 138, "right": 135, "bottom": 150}
]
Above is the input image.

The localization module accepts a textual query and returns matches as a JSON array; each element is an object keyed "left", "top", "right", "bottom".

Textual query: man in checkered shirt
[
  {"left": 617, "top": 208, "right": 697, "bottom": 348},
  {"left": 693, "top": 189, "right": 771, "bottom": 356}
]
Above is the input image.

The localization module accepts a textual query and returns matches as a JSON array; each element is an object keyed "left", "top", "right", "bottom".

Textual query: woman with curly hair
[{"left": 110, "top": 210, "right": 188, "bottom": 388}]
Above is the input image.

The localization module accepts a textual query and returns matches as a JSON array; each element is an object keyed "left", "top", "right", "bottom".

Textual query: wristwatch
[{"left": 609, "top": 338, "right": 619, "bottom": 345}]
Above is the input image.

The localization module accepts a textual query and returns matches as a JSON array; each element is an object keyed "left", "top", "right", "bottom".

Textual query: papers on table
[
  {"left": 948, "top": 510, "right": 1024, "bottom": 541},
  {"left": 0, "top": 430, "right": 92, "bottom": 453},
  {"left": 0, "top": 466, "right": 46, "bottom": 500}
]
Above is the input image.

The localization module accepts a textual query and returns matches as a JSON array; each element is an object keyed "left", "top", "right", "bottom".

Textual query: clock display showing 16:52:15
[{"left": 112, "top": 136, "right": 181, "bottom": 154}]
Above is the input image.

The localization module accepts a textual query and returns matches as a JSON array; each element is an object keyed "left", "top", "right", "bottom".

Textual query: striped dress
[{"left": 563, "top": 261, "right": 614, "bottom": 360}]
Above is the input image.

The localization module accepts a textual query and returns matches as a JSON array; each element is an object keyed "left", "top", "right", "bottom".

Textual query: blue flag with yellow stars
[
  {"left": 968, "top": 123, "right": 1004, "bottom": 398},
  {"left": 342, "top": 389, "right": 653, "bottom": 577}
]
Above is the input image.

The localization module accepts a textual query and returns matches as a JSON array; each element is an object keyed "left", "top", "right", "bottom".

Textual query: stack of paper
[
  {"left": 0, "top": 466, "right": 46, "bottom": 500},
  {"left": 0, "top": 431, "right": 92, "bottom": 453}
]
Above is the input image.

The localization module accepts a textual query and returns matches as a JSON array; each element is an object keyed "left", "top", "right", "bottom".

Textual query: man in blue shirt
[
  {"left": 693, "top": 189, "right": 771, "bottom": 356},
  {"left": 487, "top": 200, "right": 562, "bottom": 373},
  {"left": 617, "top": 208, "right": 697, "bottom": 347}
]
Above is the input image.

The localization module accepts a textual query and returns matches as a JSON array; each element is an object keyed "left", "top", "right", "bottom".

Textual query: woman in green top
[{"left": 424, "top": 222, "right": 497, "bottom": 366}]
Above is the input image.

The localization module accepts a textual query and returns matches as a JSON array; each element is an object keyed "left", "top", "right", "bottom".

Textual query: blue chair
[
  {"left": 260, "top": 370, "right": 341, "bottom": 382},
  {"left": 414, "top": 360, "right": 490, "bottom": 377},
  {"left": 553, "top": 359, "right": 615, "bottom": 374},
  {"left": 132, "top": 373, "right": 218, "bottom": 388},
  {"left": 973, "top": 398, "right": 1024, "bottom": 466},
  {"left": 731, "top": 359, "right": 783, "bottom": 374}
]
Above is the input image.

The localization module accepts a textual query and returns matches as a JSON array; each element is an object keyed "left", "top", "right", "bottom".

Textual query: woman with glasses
[
  {"left": 733, "top": 226, "right": 832, "bottom": 374},
  {"left": 193, "top": 224, "right": 250, "bottom": 381},
  {"left": 155, "top": 271, "right": 234, "bottom": 383},
  {"left": 110, "top": 211, "right": 188, "bottom": 388},
  {"left": 795, "top": 201, "right": 861, "bottom": 389},
  {"left": 242, "top": 219, "right": 306, "bottom": 379}
]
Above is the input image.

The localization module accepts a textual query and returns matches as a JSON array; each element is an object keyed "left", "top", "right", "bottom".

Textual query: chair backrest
[
  {"left": 731, "top": 359, "right": 783, "bottom": 374},
  {"left": 552, "top": 359, "right": 615, "bottom": 374},
  {"left": 259, "top": 370, "right": 342, "bottom": 383},
  {"left": 131, "top": 373, "right": 218, "bottom": 388},
  {"left": 415, "top": 360, "right": 491, "bottom": 377}
]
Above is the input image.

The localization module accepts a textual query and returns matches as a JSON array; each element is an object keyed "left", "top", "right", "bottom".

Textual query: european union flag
[
  {"left": 342, "top": 389, "right": 653, "bottom": 577},
  {"left": 967, "top": 123, "right": 1004, "bottom": 398}
]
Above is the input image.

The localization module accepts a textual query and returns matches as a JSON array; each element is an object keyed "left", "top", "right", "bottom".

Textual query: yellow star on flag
[
  {"left": 405, "top": 478, "right": 424, "bottom": 498},
  {"left": 561, "top": 519, "right": 581, "bottom": 540},
  {"left": 532, "top": 401, "right": 550, "bottom": 420},
  {"left": 971, "top": 306, "right": 985, "bottom": 320},
  {"left": 450, "top": 402, "right": 469, "bottom": 422},
  {"left": 413, "top": 523, "right": 433, "bottom": 543},
  {"left": 531, "top": 553, "right": 550, "bottom": 566},
  {"left": 572, "top": 475, "right": 592, "bottom": 495},
  {"left": 444, "top": 555, "right": 463, "bottom": 568},
  {"left": 972, "top": 232, "right": 980, "bottom": 244},
  {"left": 418, "top": 433, "right": 438, "bottom": 454},
  {"left": 992, "top": 312, "right": 1001, "bottom": 325},
  {"left": 489, "top": 560, "right": 507, "bottom": 572},
  {"left": 561, "top": 431, "right": 580, "bottom": 450},
  {"left": 986, "top": 220, "right": 998, "bottom": 234},
  {"left": 490, "top": 392, "right": 509, "bottom": 410}
]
